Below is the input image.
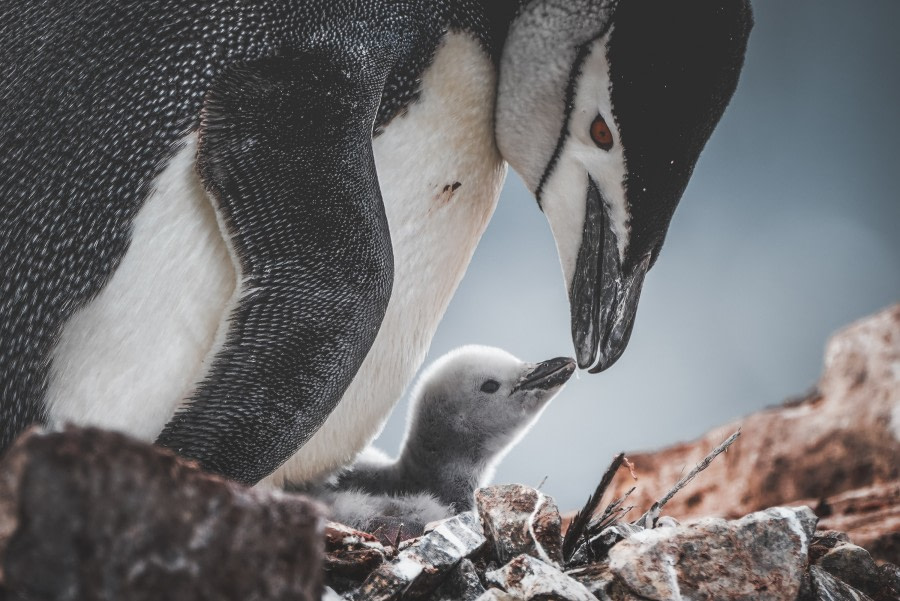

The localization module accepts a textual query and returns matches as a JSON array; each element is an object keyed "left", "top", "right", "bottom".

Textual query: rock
[
  {"left": 322, "top": 586, "right": 346, "bottom": 601},
  {"left": 348, "top": 511, "right": 486, "bottom": 600},
  {"left": 813, "top": 542, "right": 900, "bottom": 601},
  {"left": 474, "top": 590, "right": 519, "bottom": 601},
  {"left": 475, "top": 484, "right": 562, "bottom": 565},
  {"left": 325, "top": 546, "right": 387, "bottom": 591},
  {"left": 323, "top": 522, "right": 387, "bottom": 592},
  {"left": 325, "top": 521, "right": 381, "bottom": 547},
  {"left": 818, "top": 544, "right": 881, "bottom": 597},
  {"left": 0, "top": 427, "right": 323, "bottom": 601},
  {"left": 607, "top": 506, "right": 817, "bottom": 601},
  {"left": 485, "top": 554, "right": 597, "bottom": 601},
  {"left": 432, "top": 559, "right": 486, "bottom": 601},
  {"left": 810, "top": 566, "right": 874, "bottom": 601},
  {"left": 566, "top": 561, "right": 618, "bottom": 600},
  {"left": 604, "top": 304, "right": 900, "bottom": 563},
  {"left": 586, "top": 523, "right": 644, "bottom": 559},
  {"left": 810, "top": 531, "right": 853, "bottom": 563},
  {"left": 656, "top": 516, "right": 680, "bottom": 528},
  {"left": 877, "top": 564, "right": 900, "bottom": 600}
]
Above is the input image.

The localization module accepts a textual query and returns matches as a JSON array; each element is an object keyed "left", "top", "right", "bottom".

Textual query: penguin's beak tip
[{"left": 587, "top": 341, "right": 628, "bottom": 374}]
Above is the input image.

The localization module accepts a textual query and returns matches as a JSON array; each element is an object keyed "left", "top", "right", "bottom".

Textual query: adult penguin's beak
[{"left": 570, "top": 178, "right": 650, "bottom": 373}]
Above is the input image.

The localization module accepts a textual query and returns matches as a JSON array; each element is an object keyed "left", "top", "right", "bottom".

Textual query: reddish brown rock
[
  {"left": 485, "top": 554, "right": 597, "bottom": 601},
  {"left": 605, "top": 304, "right": 900, "bottom": 561},
  {"left": 324, "top": 521, "right": 388, "bottom": 592},
  {"left": 347, "top": 511, "right": 486, "bottom": 601},
  {"left": 475, "top": 484, "right": 563, "bottom": 565},
  {"left": 0, "top": 427, "right": 324, "bottom": 601},
  {"left": 566, "top": 560, "right": 619, "bottom": 599},
  {"left": 607, "top": 506, "right": 817, "bottom": 601}
]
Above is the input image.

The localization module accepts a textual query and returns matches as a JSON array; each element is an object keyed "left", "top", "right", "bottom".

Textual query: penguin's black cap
[{"left": 609, "top": 0, "right": 754, "bottom": 270}]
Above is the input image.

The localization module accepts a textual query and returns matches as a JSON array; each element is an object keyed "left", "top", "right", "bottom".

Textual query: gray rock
[
  {"left": 877, "top": 563, "right": 900, "bottom": 600},
  {"left": 348, "top": 511, "right": 485, "bottom": 601},
  {"left": 485, "top": 554, "right": 597, "bottom": 601},
  {"left": 432, "top": 559, "right": 486, "bottom": 601},
  {"left": 656, "top": 516, "right": 680, "bottom": 528},
  {"left": 474, "top": 590, "right": 519, "bottom": 601},
  {"left": 587, "top": 522, "right": 644, "bottom": 559},
  {"left": 810, "top": 531, "right": 854, "bottom": 563},
  {"left": 0, "top": 427, "right": 324, "bottom": 601},
  {"left": 810, "top": 566, "right": 874, "bottom": 601},
  {"left": 475, "top": 484, "right": 562, "bottom": 565},
  {"left": 608, "top": 506, "right": 817, "bottom": 601},
  {"left": 566, "top": 562, "right": 619, "bottom": 600},
  {"left": 817, "top": 544, "right": 882, "bottom": 598},
  {"left": 322, "top": 586, "right": 346, "bottom": 601}
]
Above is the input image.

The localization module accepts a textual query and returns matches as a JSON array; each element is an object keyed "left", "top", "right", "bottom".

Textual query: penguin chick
[{"left": 322, "top": 345, "right": 575, "bottom": 529}]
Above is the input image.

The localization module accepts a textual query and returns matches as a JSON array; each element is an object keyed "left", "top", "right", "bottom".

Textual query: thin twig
[
  {"left": 370, "top": 525, "right": 392, "bottom": 548},
  {"left": 394, "top": 524, "right": 404, "bottom": 550},
  {"left": 562, "top": 452, "right": 625, "bottom": 562},
  {"left": 592, "top": 487, "right": 635, "bottom": 527},
  {"left": 598, "top": 504, "right": 634, "bottom": 531},
  {"left": 635, "top": 429, "right": 741, "bottom": 528}
]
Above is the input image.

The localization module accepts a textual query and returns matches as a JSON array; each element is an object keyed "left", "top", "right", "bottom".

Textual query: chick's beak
[{"left": 515, "top": 357, "right": 576, "bottom": 391}]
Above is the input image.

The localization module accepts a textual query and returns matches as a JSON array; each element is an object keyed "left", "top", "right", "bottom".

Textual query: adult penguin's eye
[
  {"left": 590, "top": 114, "right": 614, "bottom": 151},
  {"left": 480, "top": 380, "right": 500, "bottom": 394}
]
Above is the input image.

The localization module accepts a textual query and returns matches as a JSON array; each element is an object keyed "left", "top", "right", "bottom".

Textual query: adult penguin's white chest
[{"left": 44, "top": 32, "right": 506, "bottom": 484}]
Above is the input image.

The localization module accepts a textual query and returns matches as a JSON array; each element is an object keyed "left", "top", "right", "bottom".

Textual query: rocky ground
[
  {"left": 326, "top": 484, "right": 900, "bottom": 601},
  {"left": 604, "top": 303, "right": 900, "bottom": 565},
  {"left": 0, "top": 305, "right": 897, "bottom": 600}
]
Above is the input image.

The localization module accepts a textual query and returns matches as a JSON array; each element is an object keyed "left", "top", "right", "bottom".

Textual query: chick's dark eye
[
  {"left": 590, "top": 114, "right": 614, "bottom": 151},
  {"left": 480, "top": 380, "right": 500, "bottom": 394}
]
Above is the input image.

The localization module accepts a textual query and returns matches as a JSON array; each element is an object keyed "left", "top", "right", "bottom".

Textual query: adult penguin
[{"left": 0, "top": 0, "right": 752, "bottom": 485}]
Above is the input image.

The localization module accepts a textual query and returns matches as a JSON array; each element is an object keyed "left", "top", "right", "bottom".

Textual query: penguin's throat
[{"left": 399, "top": 428, "right": 501, "bottom": 496}]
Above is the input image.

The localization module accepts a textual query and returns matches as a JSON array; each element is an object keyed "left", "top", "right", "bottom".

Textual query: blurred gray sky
[{"left": 376, "top": 0, "right": 900, "bottom": 510}]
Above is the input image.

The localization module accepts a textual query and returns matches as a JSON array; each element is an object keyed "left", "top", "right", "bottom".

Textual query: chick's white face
[{"left": 411, "top": 346, "right": 572, "bottom": 452}]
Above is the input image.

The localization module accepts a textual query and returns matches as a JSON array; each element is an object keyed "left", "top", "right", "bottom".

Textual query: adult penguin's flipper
[{"left": 156, "top": 48, "right": 395, "bottom": 484}]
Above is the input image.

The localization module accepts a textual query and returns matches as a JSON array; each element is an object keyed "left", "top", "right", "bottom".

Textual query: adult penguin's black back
[{"left": 0, "top": 1, "right": 517, "bottom": 473}]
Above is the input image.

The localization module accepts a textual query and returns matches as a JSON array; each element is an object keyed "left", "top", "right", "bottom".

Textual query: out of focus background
[{"left": 376, "top": 1, "right": 900, "bottom": 509}]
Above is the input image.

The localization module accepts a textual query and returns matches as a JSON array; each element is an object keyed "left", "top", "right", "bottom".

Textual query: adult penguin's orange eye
[{"left": 590, "top": 114, "right": 614, "bottom": 151}]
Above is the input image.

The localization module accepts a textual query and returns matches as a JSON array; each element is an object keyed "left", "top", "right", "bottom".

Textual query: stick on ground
[{"left": 634, "top": 429, "right": 741, "bottom": 528}]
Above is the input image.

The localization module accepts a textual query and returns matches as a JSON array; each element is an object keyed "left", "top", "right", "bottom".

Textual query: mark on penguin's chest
[{"left": 433, "top": 181, "right": 463, "bottom": 209}]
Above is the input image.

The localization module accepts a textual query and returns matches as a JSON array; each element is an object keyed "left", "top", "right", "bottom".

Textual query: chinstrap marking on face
[{"left": 496, "top": 0, "right": 752, "bottom": 373}]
